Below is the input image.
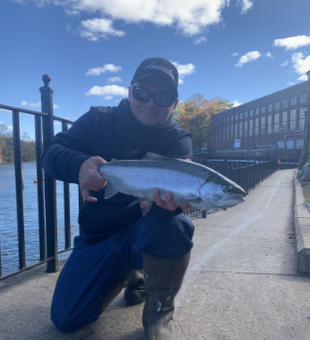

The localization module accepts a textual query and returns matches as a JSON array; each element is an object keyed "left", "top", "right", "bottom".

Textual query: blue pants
[{"left": 51, "top": 211, "right": 194, "bottom": 332}]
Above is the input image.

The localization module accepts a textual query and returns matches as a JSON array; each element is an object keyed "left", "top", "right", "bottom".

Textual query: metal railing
[
  {"left": 193, "top": 156, "right": 278, "bottom": 192},
  {"left": 0, "top": 75, "right": 77, "bottom": 280}
]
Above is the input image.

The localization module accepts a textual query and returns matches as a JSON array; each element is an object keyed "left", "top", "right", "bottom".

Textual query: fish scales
[{"left": 100, "top": 160, "right": 203, "bottom": 201}]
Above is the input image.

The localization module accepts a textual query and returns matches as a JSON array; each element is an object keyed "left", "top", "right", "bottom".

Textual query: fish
[{"left": 98, "top": 153, "right": 246, "bottom": 215}]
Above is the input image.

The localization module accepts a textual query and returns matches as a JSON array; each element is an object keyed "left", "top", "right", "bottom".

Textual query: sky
[{"left": 0, "top": 0, "right": 310, "bottom": 139}]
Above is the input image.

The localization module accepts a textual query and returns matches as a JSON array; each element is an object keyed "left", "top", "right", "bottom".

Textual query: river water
[{"left": 0, "top": 162, "right": 80, "bottom": 277}]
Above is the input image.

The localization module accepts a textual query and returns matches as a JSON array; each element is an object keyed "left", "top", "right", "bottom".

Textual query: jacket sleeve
[{"left": 42, "top": 110, "right": 96, "bottom": 184}]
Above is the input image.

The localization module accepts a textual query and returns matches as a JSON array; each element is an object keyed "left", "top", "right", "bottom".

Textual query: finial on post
[{"left": 42, "top": 74, "right": 51, "bottom": 86}]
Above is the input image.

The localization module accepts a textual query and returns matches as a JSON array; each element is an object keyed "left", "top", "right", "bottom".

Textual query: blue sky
[{"left": 0, "top": 0, "right": 310, "bottom": 139}]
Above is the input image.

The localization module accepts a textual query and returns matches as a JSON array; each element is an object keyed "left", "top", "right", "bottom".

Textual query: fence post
[{"left": 40, "top": 74, "right": 58, "bottom": 273}]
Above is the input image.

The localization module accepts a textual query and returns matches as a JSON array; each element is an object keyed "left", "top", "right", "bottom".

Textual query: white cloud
[
  {"left": 235, "top": 51, "right": 261, "bottom": 67},
  {"left": 7, "top": 126, "right": 13, "bottom": 131},
  {"left": 193, "top": 36, "right": 207, "bottom": 45},
  {"left": 171, "top": 61, "right": 196, "bottom": 84},
  {"left": 85, "top": 85, "right": 128, "bottom": 98},
  {"left": 103, "top": 95, "right": 114, "bottom": 100},
  {"left": 29, "top": 0, "right": 255, "bottom": 38},
  {"left": 21, "top": 100, "right": 41, "bottom": 107},
  {"left": 233, "top": 100, "right": 242, "bottom": 107},
  {"left": 86, "top": 63, "right": 122, "bottom": 76},
  {"left": 54, "top": 121, "right": 61, "bottom": 126},
  {"left": 266, "top": 52, "right": 274, "bottom": 59},
  {"left": 274, "top": 35, "right": 310, "bottom": 50},
  {"left": 280, "top": 60, "right": 289, "bottom": 67},
  {"left": 286, "top": 82, "right": 296, "bottom": 86},
  {"left": 239, "top": 0, "right": 253, "bottom": 14},
  {"left": 298, "top": 75, "right": 307, "bottom": 81},
  {"left": 79, "top": 18, "right": 126, "bottom": 41},
  {"left": 291, "top": 53, "right": 310, "bottom": 81},
  {"left": 21, "top": 100, "right": 59, "bottom": 109},
  {"left": 231, "top": 52, "right": 239, "bottom": 57},
  {"left": 107, "top": 76, "right": 122, "bottom": 83}
]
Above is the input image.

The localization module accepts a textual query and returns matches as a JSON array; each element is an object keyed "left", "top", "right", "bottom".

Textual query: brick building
[{"left": 211, "top": 81, "right": 309, "bottom": 151}]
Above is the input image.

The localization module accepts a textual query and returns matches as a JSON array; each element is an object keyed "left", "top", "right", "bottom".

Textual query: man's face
[{"left": 128, "top": 77, "right": 179, "bottom": 127}]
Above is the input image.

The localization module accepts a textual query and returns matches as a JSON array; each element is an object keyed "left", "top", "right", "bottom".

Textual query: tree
[
  {"left": 173, "top": 94, "right": 233, "bottom": 147},
  {"left": 0, "top": 123, "right": 36, "bottom": 163}
]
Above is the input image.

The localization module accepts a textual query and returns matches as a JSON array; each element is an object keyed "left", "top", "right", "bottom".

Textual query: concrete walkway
[{"left": 1, "top": 169, "right": 310, "bottom": 340}]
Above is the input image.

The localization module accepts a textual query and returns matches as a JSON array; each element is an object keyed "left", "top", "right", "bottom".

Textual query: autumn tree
[{"left": 173, "top": 94, "right": 233, "bottom": 147}]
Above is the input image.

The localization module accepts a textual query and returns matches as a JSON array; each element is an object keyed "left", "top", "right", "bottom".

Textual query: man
[{"left": 43, "top": 57, "right": 195, "bottom": 340}]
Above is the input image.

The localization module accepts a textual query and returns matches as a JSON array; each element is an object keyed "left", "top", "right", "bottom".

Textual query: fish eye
[{"left": 225, "top": 186, "right": 233, "bottom": 193}]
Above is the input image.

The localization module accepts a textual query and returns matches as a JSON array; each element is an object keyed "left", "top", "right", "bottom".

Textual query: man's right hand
[{"left": 78, "top": 156, "right": 107, "bottom": 202}]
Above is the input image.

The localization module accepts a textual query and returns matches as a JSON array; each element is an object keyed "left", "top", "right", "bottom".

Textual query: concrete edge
[{"left": 293, "top": 171, "right": 310, "bottom": 274}]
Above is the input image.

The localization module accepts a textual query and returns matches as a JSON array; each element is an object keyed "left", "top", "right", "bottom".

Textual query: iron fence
[
  {"left": 0, "top": 75, "right": 76, "bottom": 280},
  {"left": 193, "top": 156, "right": 278, "bottom": 192}
]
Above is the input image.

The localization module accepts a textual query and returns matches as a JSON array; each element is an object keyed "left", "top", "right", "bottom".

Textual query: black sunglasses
[{"left": 132, "top": 86, "right": 177, "bottom": 108}]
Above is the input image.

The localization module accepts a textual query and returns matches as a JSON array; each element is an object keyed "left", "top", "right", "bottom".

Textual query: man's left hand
[{"left": 153, "top": 190, "right": 191, "bottom": 213}]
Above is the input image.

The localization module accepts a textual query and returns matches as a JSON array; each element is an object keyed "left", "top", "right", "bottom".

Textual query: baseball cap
[{"left": 131, "top": 58, "right": 179, "bottom": 97}]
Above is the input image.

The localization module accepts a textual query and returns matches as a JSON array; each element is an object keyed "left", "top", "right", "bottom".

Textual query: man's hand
[
  {"left": 79, "top": 156, "right": 107, "bottom": 202},
  {"left": 153, "top": 190, "right": 191, "bottom": 212}
]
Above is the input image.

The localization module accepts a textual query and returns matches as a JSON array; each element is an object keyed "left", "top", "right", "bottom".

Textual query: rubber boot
[
  {"left": 142, "top": 252, "right": 191, "bottom": 340},
  {"left": 101, "top": 270, "right": 145, "bottom": 312},
  {"left": 124, "top": 269, "right": 146, "bottom": 306}
]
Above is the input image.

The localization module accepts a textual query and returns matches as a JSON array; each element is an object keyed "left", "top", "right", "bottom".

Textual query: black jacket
[{"left": 43, "top": 99, "right": 192, "bottom": 243}]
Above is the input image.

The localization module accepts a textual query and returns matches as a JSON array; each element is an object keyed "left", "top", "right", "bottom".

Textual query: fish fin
[
  {"left": 126, "top": 198, "right": 142, "bottom": 208},
  {"left": 140, "top": 200, "right": 153, "bottom": 215},
  {"left": 142, "top": 152, "right": 168, "bottom": 160},
  {"left": 174, "top": 198, "right": 203, "bottom": 205},
  {"left": 104, "top": 182, "right": 119, "bottom": 199}
]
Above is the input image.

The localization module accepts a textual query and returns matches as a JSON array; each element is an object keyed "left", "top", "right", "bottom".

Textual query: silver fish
[{"left": 98, "top": 153, "right": 246, "bottom": 214}]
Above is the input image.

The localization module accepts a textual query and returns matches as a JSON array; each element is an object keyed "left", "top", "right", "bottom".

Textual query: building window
[
  {"left": 274, "top": 113, "right": 279, "bottom": 133},
  {"left": 282, "top": 111, "right": 288, "bottom": 131},
  {"left": 255, "top": 108, "right": 259, "bottom": 115},
  {"left": 261, "top": 106, "right": 266, "bottom": 114},
  {"left": 255, "top": 118, "right": 259, "bottom": 136},
  {"left": 223, "top": 126, "right": 226, "bottom": 140},
  {"left": 260, "top": 117, "right": 265, "bottom": 135},
  {"left": 244, "top": 121, "right": 248, "bottom": 137},
  {"left": 290, "top": 109, "right": 296, "bottom": 131},
  {"left": 275, "top": 102, "right": 280, "bottom": 110},
  {"left": 235, "top": 123, "right": 238, "bottom": 138},
  {"left": 235, "top": 114, "right": 238, "bottom": 121},
  {"left": 282, "top": 99, "right": 288, "bottom": 108},
  {"left": 227, "top": 116, "right": 230, "bottom": 123},
  {"left": 244, "top": 111, "right": 248, "bottom": 118},
  {"left": 268, "top": 103, "right": 272, "bottom": 112},
  {"left": 249, "top": 119, "right": 253, "bottom": 137},
  {"left": 226, "top": 125, "right": 230, "bottom": 140},
  {"left": 240, "top": 112, "right": 243, "bottom": 119},
  {"left": 250, "top": 109, "right": 254, "bottom": 117},
  {"left": 267, "top": 115, "right": 272, "bottom": 134},
  {"left": 231, "top": 115, "right": 234, "bottom": 122},
  {"left": 299, "top": 107, "right": 306, "bottom": 130},
  {"left": 296, "top": 139, "right": 303, "bottom": 149},
  {"left": 230, "top": 124, "right": 234, "bottom": 139},
  {"left": 291, "top": 96, "right": 297, "bottom": 106},
  {"left": 239, "top": 122, "right": 243, "bottom": 137},
  {"left": 300, "top": 94, "right": 307, "bottom": 103}
]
